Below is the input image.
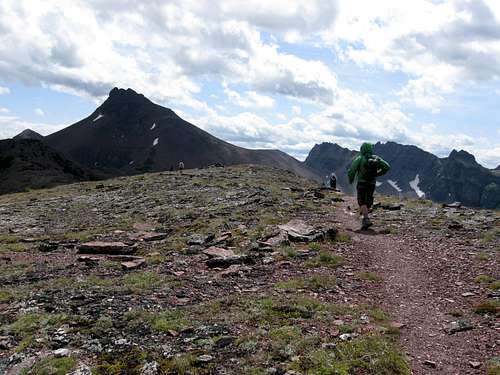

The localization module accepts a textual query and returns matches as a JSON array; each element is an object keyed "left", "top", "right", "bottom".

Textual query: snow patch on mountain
[
  {"left": 153, "top": 138, "right": 159, "bottom": 146},
  {"left": 409, "top": 174, "right": 425, "bottom": 198},
  {"left": 93, "top": 114, "right": 104, "bottom": 122},
  {"left": 151, "top": 123, "right": 156, "bottom": 130},
  {"left": 387, "top": 179, "right": 402, "bottom": 192}
]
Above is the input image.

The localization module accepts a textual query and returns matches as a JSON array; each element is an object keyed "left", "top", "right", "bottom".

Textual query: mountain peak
[
  {"left": 103, "top": 87, "right": 151, "bottom": 107},
  {"left": 448, "top": 149, "right": 476, "bottom": 164},
  {"left": 13, "top": 129, "right": 44, "bottom": 141}
]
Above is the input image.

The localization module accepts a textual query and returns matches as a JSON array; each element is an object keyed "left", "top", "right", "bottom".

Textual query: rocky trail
[
  {"left": 340, "top": 197, "right": 499, "bottom": 374},
  {"left": 0, "top": 165, "right": 498, "bottom": 374}
]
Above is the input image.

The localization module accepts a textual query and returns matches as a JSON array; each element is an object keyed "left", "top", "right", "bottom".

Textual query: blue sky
[{"left": 0, "top": 0, "right": 499, "bottom": 167}]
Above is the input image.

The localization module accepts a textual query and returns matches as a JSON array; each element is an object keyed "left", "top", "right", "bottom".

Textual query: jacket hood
[{"left": 360, "top": 142, "right": 373, "bottom": 156}]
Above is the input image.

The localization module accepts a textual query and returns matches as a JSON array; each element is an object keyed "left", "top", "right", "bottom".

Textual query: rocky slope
[
  {"left": 0, "top": 165, "right": 497, "bottom": 374},
  {"left": 0, "top": 139, "right": 95, "bottom": 194},
  {"left": 305, "top": 142, "right": 500, "bottom": 209},
  {"left": 46, "top": 88, "right": 318, "bottom": 181}
]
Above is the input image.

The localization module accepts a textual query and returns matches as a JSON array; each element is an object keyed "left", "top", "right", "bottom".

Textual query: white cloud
[
  {"left": 0, "top": 114, "right": 63, "bottom": 139},
  {"left": 35, "top": 108, "right": 45, "bottom": 116},
  {"left": 0, "top": 86, "right": 10, "bottom": 95},
  {"left": 0, "top": 107, "right": 9, "bottom": 113}
]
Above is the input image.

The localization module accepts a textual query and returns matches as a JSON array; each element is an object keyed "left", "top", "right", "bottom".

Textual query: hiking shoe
[{"left": 361, "top": 218, "right": 373, "bottom": 230}]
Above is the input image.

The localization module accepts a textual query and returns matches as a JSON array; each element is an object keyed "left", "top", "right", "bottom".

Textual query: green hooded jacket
[{"left": 348, "top": 143, "right": 390, "bottom": 185}]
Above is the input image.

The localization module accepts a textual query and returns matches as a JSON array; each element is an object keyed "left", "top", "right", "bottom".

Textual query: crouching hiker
[{"left": 348, "top": 142, "right": 390, "bottom": 230}]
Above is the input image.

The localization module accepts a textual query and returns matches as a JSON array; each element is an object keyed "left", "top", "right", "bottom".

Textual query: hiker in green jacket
[{"left": 348, "top": 143, "right": 390, "bottom": 230}]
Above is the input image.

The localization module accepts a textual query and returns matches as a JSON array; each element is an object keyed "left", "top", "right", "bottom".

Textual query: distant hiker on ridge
[
  {"left": 348, "top": 143, "right": 390, "bottom": 230},
  {"left": 329, "top": 172, "right": 337, "bottom": 190},
  {"left": 178, "top": 161, "right": 185, "bottom": 172}
]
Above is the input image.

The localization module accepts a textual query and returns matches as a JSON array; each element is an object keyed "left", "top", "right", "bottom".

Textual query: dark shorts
[{"left": 357, "top": 182, "right": 375, "bottom": 208}]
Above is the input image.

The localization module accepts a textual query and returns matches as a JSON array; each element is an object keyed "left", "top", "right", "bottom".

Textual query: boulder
[
  {"left": 142, "top": 232, "right": 167, "bottom": 242},
  {"left": 121, "top": 257, "right": 146, "bottom": 270},
  {"left": 278, "top": 220, "right": 337, "bottom": 242},
  {"left": 77, "top": 241, "right": 136, "bottom": 255}
]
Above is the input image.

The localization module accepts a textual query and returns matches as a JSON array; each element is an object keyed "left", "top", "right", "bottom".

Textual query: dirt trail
[{"left": 339, "top": 197, "right": 496, "bottom": 375}]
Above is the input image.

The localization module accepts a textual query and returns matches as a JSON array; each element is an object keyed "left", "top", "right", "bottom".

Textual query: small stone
[
  {"left": 469, "top": 361, "right": 481, "bottom": 369},
  {"left": 423, "top": 360, "right": 437, "bottom": 368},
  {"left": 53, "top": 348, "right": 70, "bottom": 357},
  {"left": 39, "top": 241, "right": 59, "bottom": 252},
  {"left": 141, "top": 361, "right": 159, "bottom": 375},
  {"left": 142, "top": 232, "right": 168, "bottom": 242},
  {"left": 448, "top": 319, "right": 474, "bottom": 334},
  {"left": 197, "top": 354, "right": 213, "bottom": 363},
  {"left": 121, "top": 257, "right": 146, "bottom": 270},
  {"left": 461, "top": 292, "right": 475, "bottom": 297},
  {"left": 339, "top": 333, "right": 356, "bottom": 341},
  {"left": 115, "top": 338, "right": 128, "bottom": 345}
]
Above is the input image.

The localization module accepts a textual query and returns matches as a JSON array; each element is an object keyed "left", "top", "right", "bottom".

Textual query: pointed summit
[
  {"left": 13, "top": 129, "right": 44, "bottom": 141},
  {"left": 45, "top": 88, "right": 317, "bottom": 180}
]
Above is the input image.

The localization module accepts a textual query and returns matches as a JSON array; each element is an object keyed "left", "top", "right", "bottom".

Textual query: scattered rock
[
  {"left": 277, "top": 220, "right": 337, "bottom": 243},
  {"left": 142, "top": 232, "right": 167, "bottom": 242},
  {"left": 121, "top": 257, "right": 146, "bottom": 270},
  {"left": 468, "top": 361, "right": 481, "bottom": 369},
  {"left": 69, "top": 363, "right": 92, "bottom": 375},
  {"left": 203, "top": 247, "right": 253, "bottom": 268},
  {"left": 78, "top": 241, "right": 136, "bottom": 255},
  {"left": 38, "top": 241, "right": 59, "bottom": 252},
  {"left": 197, "top": 354, "right": 214, "bottom": 363},
  {"left": 461, "top": 292, "right": 475, "bottom": 297},
  {"left": 448, "top": 319, "right": 474, "bottom": 334},
  {"left": 443, "top": 201, "right": 462, "bottom": 208},
  {"left": 53, "top": 348, "right": 70, "bottom": 357},
  {"left": 448, "top": 221, "right": 464, "bottom": 230},
  {"left": 423, "top": 360, "right": 437, "bottom": 368},
  {"left": 141, "top": 361, "right": 159, "bottom": 375},
  {"left": 187, "top": 234, "right": 215, "bottom": 246}
]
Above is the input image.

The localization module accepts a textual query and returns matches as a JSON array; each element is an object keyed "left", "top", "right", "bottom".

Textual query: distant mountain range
[
  {"left": 3, "top": 87, "right": 499, "bottom": 209},
  {"left": 305, "top": 142, "right": 500, "bottom": 209}
]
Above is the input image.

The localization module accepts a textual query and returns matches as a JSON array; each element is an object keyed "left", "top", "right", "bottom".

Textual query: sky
[{"left": 0, "top": 0, "right": 499, "bottom": 168}]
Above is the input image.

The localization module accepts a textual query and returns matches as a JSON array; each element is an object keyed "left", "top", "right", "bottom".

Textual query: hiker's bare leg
[{"left": 360, "top": 205, "right": 369, "bottom": 219}]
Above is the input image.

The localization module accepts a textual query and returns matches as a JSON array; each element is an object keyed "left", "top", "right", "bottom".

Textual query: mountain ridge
[
  {"left": 45, "top": 88, "right": 319, "bottom": 181},
  {"left": 305, "top": 141, "right": 500, "bottom": 209}
]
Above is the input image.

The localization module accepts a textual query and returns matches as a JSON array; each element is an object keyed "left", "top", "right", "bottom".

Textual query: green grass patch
[
  {"left": 93, "top": 350, "right": 146, "bottom": 375},
  {"left": 334, "top": 232, "right": 352, "bottom": 243},
  {"left": 474, "top": 300, "right": 500, "bottom": 316},
  {"left": 159, "top": 353, "right": 199, "bottom": 375},
  {"left": 475, "top": 275, "right": 496, "bottom": 284},
  {"left": 487, "top": 357, "right": 500, "bottom": 375},
  {"left": 305, "top": 250, "right": 344, "bottom": 268},
  {"left": 279, "top": 246, "right": 297, "bottom": 259},
  {"left": 21, "top": 356, "right": 77, "bottom": 375},
  {"left": 122, "top": 271, "right": 163, "bottom": 291},
  {"left": 124, "top": 309, "right": 189, "bottom": 333},
  {"left": 355, "top": 271, "right": 383, "bottom": 282},
  {"left": 0, "top": 289, "right": 13, "bottom": 303},
  {"left": 292, "top": 335, "right": 410, "bottom": 375}
]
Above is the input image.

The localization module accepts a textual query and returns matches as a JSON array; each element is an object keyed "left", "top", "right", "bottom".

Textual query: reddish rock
[{"left": 77, "top": 241, "right": 136, "bottom": 255}]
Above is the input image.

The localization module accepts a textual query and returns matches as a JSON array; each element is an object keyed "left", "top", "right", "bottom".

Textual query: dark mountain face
[
  {"left": 305, "top": 142, "right": 500, "bottom": 209},
  {"left": 13, "top": 129, "right": 44, "bottom": 141},
  {"left": 46, "top": 88, "right": 318, "bottom": 181},
  {"left": 0, "top": 139, "right": 95, "bottom": 194}
]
